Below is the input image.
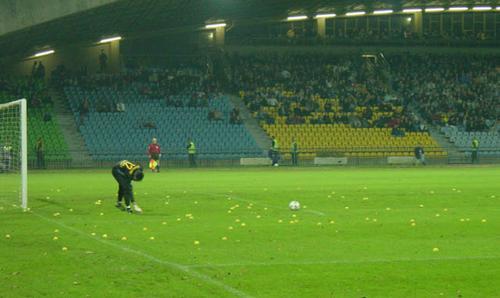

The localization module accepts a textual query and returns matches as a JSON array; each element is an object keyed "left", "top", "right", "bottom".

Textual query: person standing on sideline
[
  {"left": 471, "top": 137, "right": 479, "bottom": 164},
  {"left": 291, "top": 138, "right": 299, "bottom": 166},
  {"left": 270, "top": 136, "right": 280, "bottom": 166},
  {"left": 414, "top": 144, "right": 426, "bottom": 165},
  {"left": 35, "top": 137, "right": 45, "bottom": 169},
  {"left": 99, "top": 49, "right": 108, "bottom": 73},
  {"left": 147, "top": 137, "right": 161, "bottom": 172},
  {"left": 187, "top": 139, "right": 196, "bottom": 167}
]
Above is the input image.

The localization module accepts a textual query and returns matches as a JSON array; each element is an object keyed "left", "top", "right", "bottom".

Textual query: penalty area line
[{"left": 32, "top": 212, "right": 251, "bottom": 298}]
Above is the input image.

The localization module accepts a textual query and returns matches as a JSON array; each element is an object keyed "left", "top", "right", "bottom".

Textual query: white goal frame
[{"left": 0, "top": 99, "right": 28, "bottom": 209}]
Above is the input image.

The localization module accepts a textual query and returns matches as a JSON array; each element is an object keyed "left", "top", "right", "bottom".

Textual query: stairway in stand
[{"left": 50, "top": 88, "right": 94, "bottom": 167}]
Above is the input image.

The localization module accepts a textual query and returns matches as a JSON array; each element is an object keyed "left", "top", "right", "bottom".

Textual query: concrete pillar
[
  {"left": 413, "top": 12, "right": 423, "bottom": 36},
  {"left": 107, "top": 40, "right": 121, "bottom": 72},
  {"left": 215, "top": 27, "right": 225, "bottom": 46},
  {"left": 316, "top": 17, "right": 326, "bottom": 38}
]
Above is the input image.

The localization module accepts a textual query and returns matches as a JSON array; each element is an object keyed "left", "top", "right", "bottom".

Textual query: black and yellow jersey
[{"left": 113, "top": 160, "right": 141, "bottom": 179}]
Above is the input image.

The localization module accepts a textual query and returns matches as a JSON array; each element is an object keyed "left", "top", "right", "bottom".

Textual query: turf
[{"left": 1, "top": 166, "right": 499, "bottom": 297}]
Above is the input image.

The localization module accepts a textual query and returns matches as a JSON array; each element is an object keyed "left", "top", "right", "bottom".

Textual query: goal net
[{"left": 0, "top": 99, "right": 28, "bottom": 209}]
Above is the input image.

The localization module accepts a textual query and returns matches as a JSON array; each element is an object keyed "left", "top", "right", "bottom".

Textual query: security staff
[
  {"left": 471, "top": 137, "right": 479, "bottom": 164},
  {"left": 270, "top": 136, "right": 280, "bottom": 166},
  {"left": 291, "top": 138, "right": 299, "bottom": 166},
  {"left": 187, "top": 139, "right": 196, "bottom": 167}
]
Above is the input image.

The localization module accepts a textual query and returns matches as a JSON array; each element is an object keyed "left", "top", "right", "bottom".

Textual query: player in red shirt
[{"left": 147, "top": 137, "right": 161, "bottom": 172}]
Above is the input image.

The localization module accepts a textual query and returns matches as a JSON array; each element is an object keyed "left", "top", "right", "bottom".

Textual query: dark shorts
[{"left": 150, "top": 153, "right": 160, "bottom": 161}]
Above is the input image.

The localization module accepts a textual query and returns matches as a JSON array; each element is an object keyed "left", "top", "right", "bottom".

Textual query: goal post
[{"left": 0, "top": 99, "right": 28, "bottom": 209}]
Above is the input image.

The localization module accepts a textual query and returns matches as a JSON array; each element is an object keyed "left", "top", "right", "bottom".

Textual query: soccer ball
[{"left": 289, "top": 200, "right": 300, "bottom": 211}]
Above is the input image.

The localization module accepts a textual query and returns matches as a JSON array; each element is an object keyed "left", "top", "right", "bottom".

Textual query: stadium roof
[{"left": 0, "top": 0, "right": 499, "bottom": 58}]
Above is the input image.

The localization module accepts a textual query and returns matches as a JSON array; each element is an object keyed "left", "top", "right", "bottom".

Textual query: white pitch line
[
  {"left": 184, "top": 255, "right": 500, "bottom": 269},
  {"left": 32, "top": 212, "right": 251, "bottom": 298}
]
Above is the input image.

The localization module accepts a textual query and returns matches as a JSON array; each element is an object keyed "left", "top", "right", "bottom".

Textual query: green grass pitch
[{"left": 1, "top": 166, "right": 499, "bottom": 297}]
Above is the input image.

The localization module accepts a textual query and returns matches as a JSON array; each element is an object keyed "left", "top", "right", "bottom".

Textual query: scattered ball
[
  {"left": 102, "top": 234, "right": 108, "bottom": 239},
  {"left": 221, "top": 236, "right": 228, "bottom": 241},
  {"left": 433, "top": 247, "right": 439, "bottom": 252},
  {"left": 53, "top": 236, "right": 58, "bottom": 241},
  {"left": 481, "top": 219, "right": 487, "bottom": 223},
  {"left": 5, "top": 234, "right": 11, "bottom": 239},
  {"left": 62, "top": 246, "right": 68, "bottom": 251},
  {"left": 149, "top": 236, "right": 155, "bottom": 240},
  {"left": 121, "top": 236, "right": 127, "bottom": 241},
  {"left": 193, "top": 240, "right": 200, "bottom": 245}
]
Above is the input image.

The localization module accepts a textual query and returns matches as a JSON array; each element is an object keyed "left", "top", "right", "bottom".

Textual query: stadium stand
[
  {"left": 0, "top": 75, "right": 69, "bottom": 163},
  {"left": 442, "top": 126, "right": 500, "bottom": 157},
  {"left": 231, "top": 53, "right": 444, "bottom": 158},
  {"left": 62, "top": 68, "right": 261, "bottom": 160},
  {"left": 390, "top": 54, "right": 498, "bottom": 132}
]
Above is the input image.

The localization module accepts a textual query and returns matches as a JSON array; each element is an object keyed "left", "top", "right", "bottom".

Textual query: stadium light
[
  {"left": 205, "top": 23, "right": 227, "bottom": 29},
  {"left": 33, "top": 50, "right": 55, "bottom": 57},
  {"left": 287, "top": 15, "right": 308, "bottom": 21},
  {"left": 402, "top": 8, "right": 422, "bottom": 13},
  {"left": 472, "top": 6, "right": 492, "bottom": 11},
  {"left": 99, "top": 36, "right": 122, "bottom": 43},
  {"left": 314, "top": 13, "right": 336, "bottom": 19},
  {"left": 448, "top": 7, "right": 468, "bottom": 12},
  {"left": 345, "top": 11, "right": 366, "bottom": 16},
  {"left": 497, "top": 6, "right": 500, "bottom": 10},
  {"left": 373, "top": 9, "right": 393, "bottom": 15},
  {"left": 425, "top": 7, "right": 445, "bottom": 12}
]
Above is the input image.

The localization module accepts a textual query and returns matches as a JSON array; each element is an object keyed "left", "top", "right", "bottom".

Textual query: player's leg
[
  {"left": 112, "top": 168, "right": 125, "bottom": 209},
  {"left": 123, "top": 183, "right": 134, "bottom": 213}
]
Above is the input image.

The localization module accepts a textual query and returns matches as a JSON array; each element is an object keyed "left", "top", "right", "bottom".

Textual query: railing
[
  {"left": 23, "top": 146, "right": 500, "bottom": 169},
  {"left": 225, "top": 36, "right": 500, "bottom": 48}
]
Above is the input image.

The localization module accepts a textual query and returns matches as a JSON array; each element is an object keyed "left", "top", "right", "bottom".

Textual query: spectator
[
  {"left": 35, "top": 137, "right": 45, "bottom": 169},
  {"left": 230, "top": 108, "right": 242, "bottom": 124},
  {"left": 99, "top": 50, "right": 108, "bottom": 73}
]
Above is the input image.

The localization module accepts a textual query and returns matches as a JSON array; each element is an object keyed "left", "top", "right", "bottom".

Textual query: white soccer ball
[{"left": 289, "top": 200, "right": 300, "bottom": 211}]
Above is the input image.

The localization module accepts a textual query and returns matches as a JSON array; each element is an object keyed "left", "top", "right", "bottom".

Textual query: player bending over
[{"left": 112, "top": 160, "right": 144, "bottom": 213}]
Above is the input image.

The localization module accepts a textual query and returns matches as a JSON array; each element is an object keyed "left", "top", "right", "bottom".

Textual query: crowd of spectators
[
  {"left": 391, "top": 54, "right": 499, "bottom": 132},
  {"left": 0, "top": 72, "right": 53, "bottom": 109},
  {"left": 229, "top": 52, "right": 426, "bottom": 132},
  {"left": 229, "top": 52, "right": 498, "bottom": 132}
]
